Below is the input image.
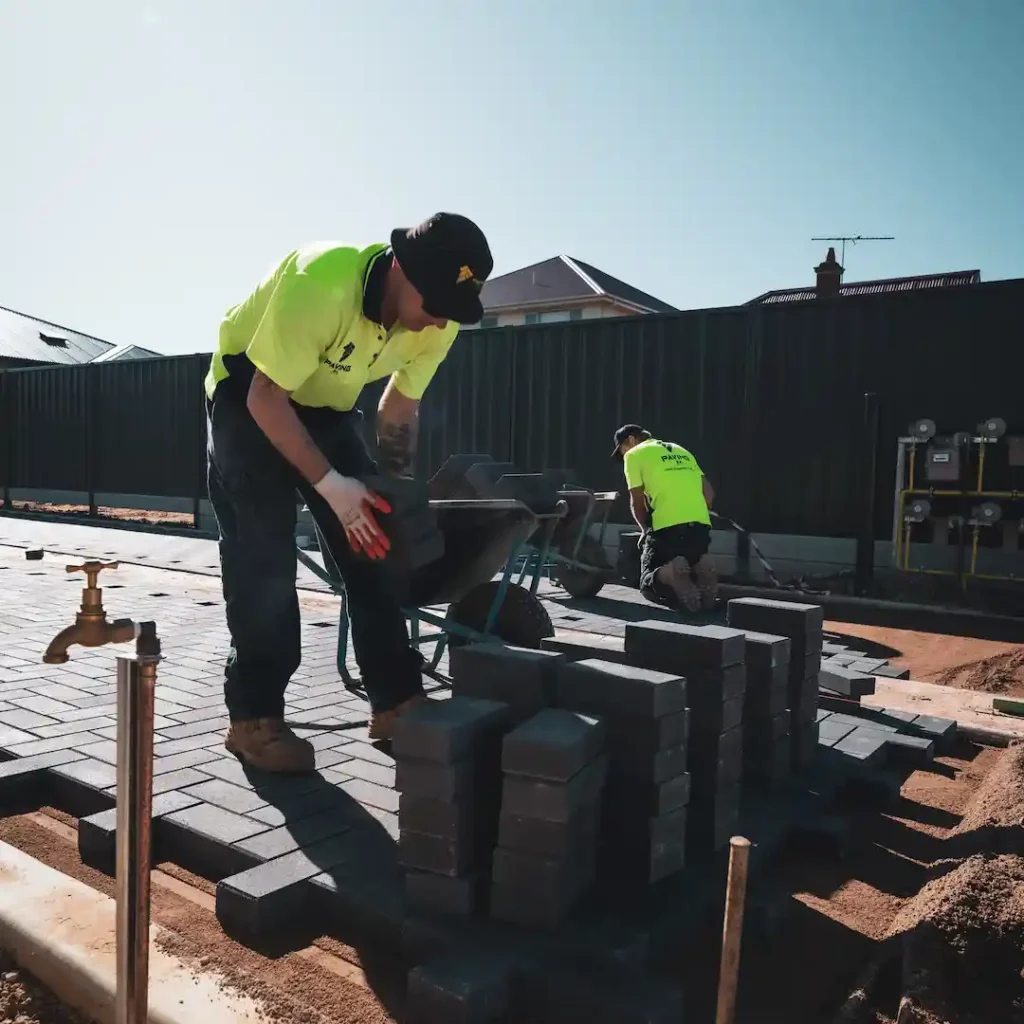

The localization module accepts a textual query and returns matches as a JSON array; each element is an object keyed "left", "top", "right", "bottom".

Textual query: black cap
[
  {"left": 391, "top": 213, "right": 493, "bottom": 325},
  {"left": 611, "top": 423, "right": 650, "bottom": 459}
]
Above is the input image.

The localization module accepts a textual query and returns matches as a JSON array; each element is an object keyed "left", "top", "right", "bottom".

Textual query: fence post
[
  {"left": 87, "top": 366, "right": 99, "bottom": 518},
  {"left": 1, "top": 369, "right": 8, "bottom": 509},
  {"left": 855, "top": 391, "right": 880, "bottom": 596}
]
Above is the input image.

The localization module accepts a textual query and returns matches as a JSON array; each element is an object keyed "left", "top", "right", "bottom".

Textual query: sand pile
[
  {"left": 882, "top": 746, "right": 1024, "bottom": 1023},
  {"left": 935, "top": 647, "right": 1024, "bottom": 695}
]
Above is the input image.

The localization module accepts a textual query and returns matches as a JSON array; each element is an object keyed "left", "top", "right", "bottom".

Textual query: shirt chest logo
[{"left": 322, "top": 341, "right": 357, "bottom": 374}]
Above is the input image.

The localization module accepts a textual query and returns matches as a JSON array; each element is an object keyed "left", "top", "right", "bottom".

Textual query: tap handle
[{"left": 66, "top": 560, "right": 120, "bottom": 588}]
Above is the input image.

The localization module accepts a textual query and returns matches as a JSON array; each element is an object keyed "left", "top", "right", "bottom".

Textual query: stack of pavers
[
  {"left": 737, "top": 630, "right": 793, "bottom": 793},
  {"left": 726, "top": 598, "right": 824, "bottom": 772},
  {"left": 555, "top": 655, "right": 691, "bottom": 889},
  {"left": 393, "top": 697, "right": 513, "bottom": 916},
  {"left": 490, "top": 708, "right": 607, "bottom": 928},
  {"left": 449, "top": 643, "right": 562, "bottom": 724},
  {"left": 623, "top": 622, "right": 746, "bottom": 858}
]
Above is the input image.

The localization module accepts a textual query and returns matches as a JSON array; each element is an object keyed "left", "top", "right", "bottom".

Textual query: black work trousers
[
  {"left": 206, "top": 392, "right": 424, "bottom": 720},
  {"left": 639, "top": 522, "right": 712, "bottom": 606}
]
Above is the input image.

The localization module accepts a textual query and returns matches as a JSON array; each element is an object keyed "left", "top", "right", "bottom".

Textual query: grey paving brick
[
  {"left": 72, "top": 740, "right": 118, "bottom": 764},
  {"left": 314, "top": 747, "right": 354, "bottom": 771},
  {"left": 8, "top": 694, "right": 77, "bottom": 717},
  {"left": 880, "top": 732, "right": 935, "bottom": 765},
  {"left": 744, "top": 677, "right": 788, "bottom": 719},
  {"left": 233, "top": 812, "right": 352, "bottom": 861},
  {"left": 501, "top": 709, "right": 605, "bottom": 783},
  {"left": 0, "top": 708, "right": 59, "bottom": 731},
  {"left": 0, "top": 749, "right": 88, "bottom": 778},
  {"left": 906, "top": 714, "right": 957, "bottom": 750},
  {"left": 848, "top": 658, "right": 888, "bottom": 674},
  {"left": 501, "top": 756, "right": 606, "bottom": 823},
  {"left": 392, "top": 697, "right": 512, "bottom": 764},
  {"left": 739, "top": 630, "right": 791, "bottom": 669},
  {"left": 154, "top": 748, "right": 224, "bottom": 775},
  {"left": 158, "top": 717, "right": 231, "bottom": 741},
  {"left": 337, "top": 756, "right": 393, "bottom": 787},
  {"left": 688, "top": 693, "right": 744, "bottom": 736},
  {"left": 335, "top": 776, "right": 400, "bottom": 814},
  {"left": 164, "top": 704, "right": 229, "bottom": 726},
  {"left": 152, "top": 767, "right": 215, "bottom": 795},
  {"left": 557, "top": 659, "right": 686, "bottom": 719},
  {"left": 164, "top": 802, "right": 269, "bottom": 845},
  {"left": 30, "top": 681, "right": 89, "bottom": 703},
  {"left": 337, "top": 740, "right": 394, "bottom": 766},
  {"left": 66, "top": 693, "right": 121, "bottom": 710},
  {"left": 154, "top": 733, "right": 224, "bottom": 756},
  {"left": 875, "top": 665, "right": 911, "bottom": 680},
  {"left": 602, "top": 709, "right": 689, "bottom": 757},
  {"left": 0, "top": 724, "right": 41, "bottom": 749},
  {"left": 181, "top": 779, "right": 266, "bottom": 815},
  {"left": 7, "top": 732, "right": 103, "bottom": 757},
  {"left": 51, "top": 757, "right": 118, "bottom": 792},
  {"left": 399, "top": 796, "right": 475, "bottom": 843},
  {"left": 245, "top": 786, "right": 346, "bottom": 828},
  {"left": 395, "top": 758, "right": 474, "bottom": 802},
  {"left": 685, "top": 663, "right": 748, "bottom": 707},
  {"left": 31, "top": 716, "right": 116, "bottom": 739},
  {"left": 817, "top": 717, "right": 858, "bottom": 745},
  {"left": 59, "top": 705, "right": 121, "bottom": 723}
]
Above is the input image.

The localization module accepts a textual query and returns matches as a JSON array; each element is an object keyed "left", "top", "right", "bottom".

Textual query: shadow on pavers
[{"left": 215, "top": 764, "right": 408, "bottom": 1019}]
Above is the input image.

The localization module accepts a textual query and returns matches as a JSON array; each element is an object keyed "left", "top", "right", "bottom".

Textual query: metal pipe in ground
[
  {"left": 715, "top": 836, "right": 752, "bottom": 1024},
  {"left": 115, "top": 624, "right": 160, "bottom": 1024}
]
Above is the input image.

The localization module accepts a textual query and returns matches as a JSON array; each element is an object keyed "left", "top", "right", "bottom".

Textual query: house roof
[
  {"left": 0, "top": 305, "right": 115, "bottom": 364},
  {"left": 89, "top": 343, "right": 161, "bottom": 363},
  {"left": 747, "top": 269, "right": 981, "bottom": 306},
  {"left": 480, "top": 255, "right": 677, "bottom": 315}
]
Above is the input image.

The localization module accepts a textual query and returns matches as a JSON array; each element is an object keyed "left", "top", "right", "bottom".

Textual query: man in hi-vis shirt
[
  {"left": 612, "top": 424, "right": 718, "bottom": 613},
  {"left": 206, "top": 213, "right": 492, "bottom": 771}
]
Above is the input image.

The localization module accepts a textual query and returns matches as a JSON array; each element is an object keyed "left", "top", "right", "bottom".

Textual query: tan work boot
[
  {"left": 657, "top": 557, "right": 701, "bottom": 613},
  {"left": 225, "top": 718, "right": 315, "bottom": 773},
  {"left": 693, "top": 555, "right": 719, "bottom": 610},
  {"left": 368, "top": 695, "right": 427, "bottom": 742}
]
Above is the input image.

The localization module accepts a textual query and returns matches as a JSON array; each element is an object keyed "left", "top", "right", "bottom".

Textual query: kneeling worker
[
  {"left": 612, "top": 424, "right": 718, "bottom": 612},
  {"left": 206, "top": 213, "right": 493, "bottom": 771}
]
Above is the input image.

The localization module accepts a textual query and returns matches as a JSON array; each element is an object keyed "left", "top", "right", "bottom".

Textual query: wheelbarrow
[
  {"left": 429, "top": 455, "right": 619, "bottom": 600},
  {"left": 295, "top": 494, "right": 569, "bottom": 692}
]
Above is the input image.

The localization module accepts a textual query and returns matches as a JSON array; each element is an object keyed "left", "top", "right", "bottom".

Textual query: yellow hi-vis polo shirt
[
  {"left": 623, "top": 437, "right": 711, "bottom": 531},
  {"left": 205, "top": 242, "right": 458, "bottom": 411}
]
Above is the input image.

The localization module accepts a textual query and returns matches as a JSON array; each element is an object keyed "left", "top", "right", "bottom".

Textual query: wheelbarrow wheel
[
  {"left": 554, "top": 534, "right": 611, "bottom": 599},
  {"left": 447, "top": 581, "right": 554, "bottom": 649}
]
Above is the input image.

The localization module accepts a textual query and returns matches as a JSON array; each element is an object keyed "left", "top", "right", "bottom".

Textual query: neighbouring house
[
  {"left": 746, "top": 248, "right": 981, "bottom": 305},
  {"left": 468, "top": 255, "right": 677, "bottom": 329},
  {"left": 0, "top": 305, "right": 160, "bottom": 369}
]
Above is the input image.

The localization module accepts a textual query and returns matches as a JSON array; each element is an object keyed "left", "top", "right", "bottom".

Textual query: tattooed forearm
[{"left": 377, "top": 417, "right": 417, "bottom": 476}]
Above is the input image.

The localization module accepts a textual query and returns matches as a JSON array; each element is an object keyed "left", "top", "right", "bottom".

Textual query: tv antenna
[{"left": 811, "top": 235, "right": 894, "bottom": 267}]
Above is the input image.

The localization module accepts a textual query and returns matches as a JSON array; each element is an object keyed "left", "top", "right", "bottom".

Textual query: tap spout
[{"left": 43, "top": 617, "right": 139, "bottom": 664}]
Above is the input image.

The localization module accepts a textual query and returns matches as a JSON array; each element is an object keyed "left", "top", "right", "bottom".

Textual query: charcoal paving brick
[
  {"left": 406, "top": 950, "right": 512, "bottom": 1024},
  {"left": 449, "top": 645, "right": 563, "bottom": 717},
  {"left": 406, "top": 870, "right": 484, "bottom": 917},
  {"left": 625, "top": 621, "right": 746, "bottom": 671},
  {"left": 395, "top": 758, "right": 474, "bottom": 802},
  {"left": 743, "top": 738, "right": 791, "bottom": 790},
  {"left": 337, "top": 740, "right": 394, "bottom": 767},
  {"left": 337, "top": 757, "right": 394, "bottom": 787},
  {"left": 791, "top": 684, "right": 819, "bottom": 724},
  {"left": 819, "top": 665, "right": 876, "bottom": 698},
  {"left": 501, "top": 756, "right": 606, "bottom": 823},
  {"left": 830, "top": 727, "right": 887, "bottom": 766},
  {"left": 740, "top": 631, "right": 791, "bottom": 669},
  {"left": 688, "top": 694, "right": 743, "bottom": 735},
  {"left": 541, "top": 633, "right": 629, "bottom": 664},
  {"left": 875, "top": 665, "right": 911, "bottom": 680},
  {"left": 600, "top": 814, "right": 686, "bottom": 887},
  {"left": 336, "top": 776, "right": 400, "bottom": 814},
  {"left": 400, "top": 796, "right": 474, "bottom": 843},
  {"left": 247, "top": 786, "right": 352, "bottom": 827},
  {"left": 685, "top": 664, "right": 747, "bottom": 705},
  {"left": 79, "top": 790, "right": 202, "bottom": 869},
  {"left": 498, "top": 805, "right": 600, "bottom": 859},
  {"left": 399, "top": 830, "right": 477, "bottom": 877},
  {"left": 557, "top": 659, "right": 686, "bottom": 719},
  {"left": 744, "top": 677, "right": 788, "bottom": 719},
  {"left": 491, "top": 878, "right": 586, "bottom": 930},
  {"left": 727, "top": 597, "right": 824, "bottom": 639},
  {"left": 234, "top": 812, "right": 352, "bottom": 860},
  {"left": 906, "top": 715, "right": 957, "bottom": 750},
  {"left": 848, "top": 657, "right": 888, "bottom": 674},
  {"left": 501, "top": 709, "right": 605, "bottom": 782},
  {"left": 164, "top": 802, "right": 269, "bottom": 845},
  {"left": 818, "top": 718, "right": 858, "bottom": 745},
  {"left": 0, "top": 749, "right": 87, "bottom": 783},
  {"left": 605, "top": 772, "right": 691, "bottom": 818},
  {"left": 492, "top": 844, "right": 594, "bottom": 897},
  {"left": 217, "top": 834, "right": 357, "bottom": 936},
  {"left": 603, "top": 708, "right": 689, "bottom": 756},
  {"left": 392, "top": 697, "right": 512, "bottom": 763},
  {"left": 879, "top": 732, "right": 935, "bottom": 765},
  {"left": 609, "top": 742, "right": 688, "bottom": 784}
]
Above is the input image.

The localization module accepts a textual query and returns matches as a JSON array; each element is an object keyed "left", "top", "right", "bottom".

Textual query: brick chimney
[{"left": 814, "top": 247, "right": 844, "bottom": 297}]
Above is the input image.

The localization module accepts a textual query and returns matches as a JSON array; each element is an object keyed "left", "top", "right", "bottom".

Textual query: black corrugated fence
[{"left": 2, "top": 278, "right": 1021, "bottom": 539}]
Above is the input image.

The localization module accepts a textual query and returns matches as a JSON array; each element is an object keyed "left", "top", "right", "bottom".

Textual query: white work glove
[{"left": 314, "top": 470, "right": 392, "bottom": 560}]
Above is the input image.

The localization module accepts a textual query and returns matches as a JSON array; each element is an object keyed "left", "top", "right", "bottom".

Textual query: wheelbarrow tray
[{"left": 407, "top": 498, "right": 541, "bottom": 607}]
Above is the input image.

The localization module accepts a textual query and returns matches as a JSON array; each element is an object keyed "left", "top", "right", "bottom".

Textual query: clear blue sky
[{"left": 1, "top": 1, "right": 1022, "bottom": 354}]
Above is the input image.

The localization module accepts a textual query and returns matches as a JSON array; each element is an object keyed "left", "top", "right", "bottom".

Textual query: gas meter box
[{"left": 925, "top": 440, "right": 964, "bottom": 484}]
